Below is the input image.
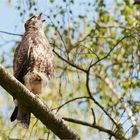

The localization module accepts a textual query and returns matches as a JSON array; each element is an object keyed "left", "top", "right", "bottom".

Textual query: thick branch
[{"left": 0, "top": 64, "right": 81, "bottom": 140}]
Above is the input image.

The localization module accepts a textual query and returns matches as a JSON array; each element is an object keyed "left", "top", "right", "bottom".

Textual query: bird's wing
[{"left": 13, "top": 36, "right": 30, "bottom": 82}]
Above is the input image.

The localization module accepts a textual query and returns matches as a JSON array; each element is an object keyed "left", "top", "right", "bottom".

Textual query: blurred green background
[{"left": 0, "top": 0, "right": 140, "bottom": 139}]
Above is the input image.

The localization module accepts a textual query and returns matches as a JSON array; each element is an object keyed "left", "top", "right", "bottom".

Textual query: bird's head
[{"left": 25, "top": 13, "right": 46, "bottom": 31}]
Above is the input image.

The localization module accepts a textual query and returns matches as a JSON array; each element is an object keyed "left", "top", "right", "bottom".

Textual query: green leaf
[{"left": 50, "top": 0, "right": 55, "bottom": 3}]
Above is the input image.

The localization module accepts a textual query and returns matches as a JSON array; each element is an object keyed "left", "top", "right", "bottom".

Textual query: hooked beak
[
  {"left": 37, "top": 13, "right": 42, "bottom": 19},
  {"left": 37, "top": 13, "right": 46, "bottom": 22}
]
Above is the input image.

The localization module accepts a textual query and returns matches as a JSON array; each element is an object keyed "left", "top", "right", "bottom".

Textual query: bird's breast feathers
[
  {"left": 23, "top": 70, "right": 48, "bottom": 95},
  {"left": 23, "top": 33, "right": 53, "bottom": 94}
]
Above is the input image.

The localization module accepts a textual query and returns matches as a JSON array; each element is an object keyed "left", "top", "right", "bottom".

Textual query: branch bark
[{"left": 0, "top": 64, "right": 81, "bottom": 140}]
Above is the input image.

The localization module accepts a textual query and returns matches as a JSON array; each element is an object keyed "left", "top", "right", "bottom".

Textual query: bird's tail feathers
[
  {"left": 10, "top": 104, "right": 31, "bottom": 129},
  {"left": 10, "top": 106, "right": 18, "bottom": 122}
]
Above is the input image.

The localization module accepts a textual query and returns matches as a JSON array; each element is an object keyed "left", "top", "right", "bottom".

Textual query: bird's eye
[
  {"left": 42, "top": 20, "right": 46, "bottom": 22},
  {"left": 30, "top": 15, "right": 38, "bottom": 21},
  {"left": 30, "top": 16, "right": 36, "bottom": 20}
]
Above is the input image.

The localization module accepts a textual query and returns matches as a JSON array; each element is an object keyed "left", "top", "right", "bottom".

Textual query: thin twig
[
  {"left": 52, "top": 96, "right": 90, "bottom": 113},
  {"left": 89, "top": 35, "right": 130, "bottom": 69},
  {"left": 53, "top": 48, "right": 87, "bottom": 73},
  {"left": 86, "top": 69, "right": 118, "bottom": 126},
  {"left": 28, "top": 119, "right": 38, "bottom": 140},
  {"left": 0, "top": 30, "right": 22, "bottom": 36},
  {"left": 91, "top": 108, "right": 96, "bottom": 124},
  {"left": 79, "top": 45, "right": 100, "bottom": 60},
  {"left": 75, "top": 29, "right": 95, "bottom": 45},
  {"left": 8, "top": 123, "right": 18, "bottom": 136},
  {"left": 47, "top": 16, "right": 67, "bottom": 52},
  {"left": 47, "top": 130, "right": 50, "bottom": 140}
]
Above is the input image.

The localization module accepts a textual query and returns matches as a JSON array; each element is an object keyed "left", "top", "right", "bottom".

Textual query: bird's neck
[{"left": 25, "top": 29, "right": 44, "bottom": 35}]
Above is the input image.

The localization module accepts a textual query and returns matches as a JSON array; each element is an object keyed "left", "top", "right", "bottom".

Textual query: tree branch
[
  {"left": 0, "top": 30, "right": 23, "bottom": 36},
  {"left": 89, "top": 35, "right": 130, "bottom": 69},
  {"left": 86, "top": 69, "right": 118, "bottom": 126},
  {"left": 63, "top": 117, "right": 126, "bottom": 140},
  {"left": 0, "top": 64, "right": 81, "bottom": 140},
  {"left": 52, "top": 96, "right": 90, "bottom": 113},
  {"left": 53, "top": 48, "right": 87, "bottom": 73}
]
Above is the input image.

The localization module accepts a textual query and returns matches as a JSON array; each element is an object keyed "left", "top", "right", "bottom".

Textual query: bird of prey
[{"left": 10, "top": 13, "right": 54, "bottom": 128}]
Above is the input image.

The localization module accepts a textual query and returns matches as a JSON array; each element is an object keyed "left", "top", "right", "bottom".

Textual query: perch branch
[{"left": 0, "top": 64, "right": 81, "bottom": 140}]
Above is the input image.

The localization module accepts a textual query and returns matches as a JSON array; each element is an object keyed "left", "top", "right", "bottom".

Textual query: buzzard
[{"left": 10, "top": 13, "right": 54, "bottom": 128}]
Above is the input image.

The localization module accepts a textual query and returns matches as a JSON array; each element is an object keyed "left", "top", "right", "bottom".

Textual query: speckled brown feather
[
  {"left": 13, "top": 30, "right": 54, "bottom": 82},
  {"left": 11, "top": 14, "right": 54, "bottom": 128}
]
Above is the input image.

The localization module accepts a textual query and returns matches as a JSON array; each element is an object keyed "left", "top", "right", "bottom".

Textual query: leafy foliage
[{"left": 1, "top": 0, "right": 140, "bottom": 139}]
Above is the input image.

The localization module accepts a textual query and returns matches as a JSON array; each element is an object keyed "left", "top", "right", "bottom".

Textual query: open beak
[
  {"left": 37, "top": 13, "right": 42, "bottom": 20},
  {"left": 37, "top": 13, "right": 46, "bottom": 22}
]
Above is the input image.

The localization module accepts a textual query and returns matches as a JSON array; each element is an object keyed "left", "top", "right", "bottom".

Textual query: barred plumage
[{"left": 10, "top": 13, "right": 54, "bottom": 128}]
